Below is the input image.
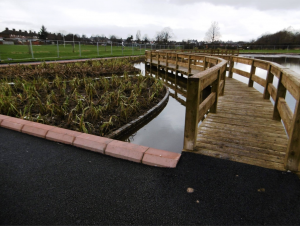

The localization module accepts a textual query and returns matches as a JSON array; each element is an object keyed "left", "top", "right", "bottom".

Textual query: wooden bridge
[{"left": 145, "top": 49, "right": 300, "bottom": 173}]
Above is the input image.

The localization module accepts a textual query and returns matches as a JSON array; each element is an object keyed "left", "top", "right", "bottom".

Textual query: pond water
[{"left": 120, "top": 55, "right": 300, "bottom": 153}]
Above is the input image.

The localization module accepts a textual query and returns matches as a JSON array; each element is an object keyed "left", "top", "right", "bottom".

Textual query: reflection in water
[
  {"left": 121, "top": 57, "right": 300, "bottom": 153},
  {"left": 120, "top": 63, "right": 187, "bottom": 153}
]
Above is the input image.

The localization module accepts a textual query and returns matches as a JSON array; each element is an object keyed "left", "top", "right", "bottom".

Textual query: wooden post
[
  {"left": 165, "top": 53, "right": 168, "bottom": 79},
  {"left": 183, "top": 78, "right": 201, "bottom": 151},
  {"left": 284, "top": 100, "right": 300, "bottom": 172},
  {"left": 203, "top": 57, "right": 208, "bottom": 70},
  {"left": 157, "top": 52, "right": 160, "bottom": 72},
  {"left": 210, "top": 70, "right": 221, "bottom": 113},
  {"left": 188, "top": 55, "right": 191, "bottom": 75},
  {"left": 166, "top": 52, "right": 169, "bottom": 67},
  {"left": 220, "top": 65, "right": 226, "bottom": 96},
  {"left": 228, "top": 56, "right": 234, "bottom": 78},
  {"left": 273, "top": 72, "right": 287, "bottom": 121},
  {"left": 150, "top": 51, "right": 153, "bottom": 67},
  {"left": 175, "top": 53, "right": 178, "bottom": 76},
  {"left": 248, "top": 60, "right": 256, "bottom": 87},
  {"left": 263, "top": 64, "right": 274, "bottom": 99}
]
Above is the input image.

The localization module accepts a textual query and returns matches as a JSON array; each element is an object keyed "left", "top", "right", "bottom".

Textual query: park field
[
  {"left": 1, "top": 44, "right": 300, "bottom": 64},
  {"left": 0, "top": 44, "right": 146, "bottom": 64}
]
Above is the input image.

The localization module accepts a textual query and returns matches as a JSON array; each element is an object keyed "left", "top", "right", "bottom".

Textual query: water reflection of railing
[{"left": 146, "top": 66, "right": 188, "bottom": 106}]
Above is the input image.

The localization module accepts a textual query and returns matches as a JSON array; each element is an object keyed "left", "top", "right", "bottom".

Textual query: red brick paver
[
  {"left": 1, "top": 117, "right": 32, "bottom": 132},
  {"left": 46, "top": 127, "right": 82, "bottom": 145},
  {"left": 105, "top": 140, "right": 149, "bottom": 163},
  {"left": 73, "top": 133, "right": 113, "bottom": 154},
  {"left": 142, "top": 148, "right": 181, "bottom": 168},
  {"left": 22, "top": 122, "right": 54, "bottom": 138}
]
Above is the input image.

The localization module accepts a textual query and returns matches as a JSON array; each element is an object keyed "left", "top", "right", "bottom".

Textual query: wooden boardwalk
[
  {"left": 146, "top": 50, "right": 300, "bottom": 172},
  {"left": 195, "top": 78, "right": 288, "bottom": 171}
]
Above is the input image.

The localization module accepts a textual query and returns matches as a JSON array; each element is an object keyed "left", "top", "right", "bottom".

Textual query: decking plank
[{"left": 194, "top": 78, "right": 288, "bottom": 171}]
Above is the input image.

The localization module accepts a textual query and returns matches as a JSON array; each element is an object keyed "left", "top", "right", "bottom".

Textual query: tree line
[
  {"left": 254, "top": 28, "right": 300, "bottom": 45},
  {"left": 38, "top": 25, "right": 174, "bottom": 44}
]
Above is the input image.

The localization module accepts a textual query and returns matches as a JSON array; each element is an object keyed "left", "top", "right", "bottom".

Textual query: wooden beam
[
  {"left": 184, "top": 78, "right": 201, "bottom": 150},
  {"left": 188, "top": 55, "right": 191, "bottom": 75},
  {"left": 210, "top": 70, "right": 221, "bottom": 113},
  {"left": 228, "top": 56, "right": 234, "bottom": 78},
  {"left": 281, "top": 72, "right": 300, "bottom": 101},
  {"left": 254, "top": 61, "right": 268, "bottom": 70},
  {"left": 273, "top": 72, "right": 287, "bottom": 121},
  {"left": 232, "top": 68, "right": 250, "bottom": 78},
  {"left": 263, "top": 64, "right": 273, "bottom": 99},
  {"left": 248, "top": 60, "right": 256, "bottom": 87},
  {"left": 285, "top": 99, "right": 300, "bottom": 172},
  {"left": 277, "top": 97, "right": 293, "bottom": 136},
  {"left": 198, "top": 92, "right": 216, "bottom": 122},
  {"left": 252, "top": 75, "right": 266, "bottom": 87},
  {"left": 267, "top": 83, "right": 277, "bottom": 102}
]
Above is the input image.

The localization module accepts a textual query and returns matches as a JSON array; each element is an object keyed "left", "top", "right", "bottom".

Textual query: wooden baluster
[
  {"left": 203, "top": 57, "right": 208, "bottom": 70},
  {"left": 273, "top": 72, "right": 287, "bottom": 121},
  {"left": 165, "top": 52, "right": 169, "bottom": 78},
  {"left": 263, "top": 64, "right": 274, "bottom": 99},
  {"left": 150, "top": 51, "right": 152, "bottom": 67},
  {"left": 248, "top": 60, "right": 256, "bottom": 87},
  {"left": 228, "top": 56, "right": 234, "bottom": 78},
  {"left": 210, "top": 69, "right": 221, "bottom": 113},
  {"left": 220, "top": 64, "right": 226, "bottom": 96},
  {"left": 157, "top": 52, "right": 160, "bottom": 72},
  {"left": 188, "top": 55, "right": 191, "bottom": 75},
  {"left": 285, "top": 100, "right": 300, "bottom": 172},
  {"left": 184, "top": 78, "right": 201, "bottom": 151},
  {"left": 175, "top": 53, "right": 178, "bottom": 77}
]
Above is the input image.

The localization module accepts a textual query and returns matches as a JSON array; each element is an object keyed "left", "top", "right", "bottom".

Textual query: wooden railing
[
  {"left": 145, "top": 50, "right": 230, "bottom": 75},
  {"left": 227, "top": 56, "right": 300, "bottom": 171},
  {"left": 145, "top": 50, "right": 300, "bottom": 172},
  {"left": 182, "top": 56, "right": 227, "bottom": 150}
]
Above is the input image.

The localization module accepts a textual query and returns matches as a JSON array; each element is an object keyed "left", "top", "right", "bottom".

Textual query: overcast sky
[{"left": 1, "top": 0, "right": 300, "bottom": 42}]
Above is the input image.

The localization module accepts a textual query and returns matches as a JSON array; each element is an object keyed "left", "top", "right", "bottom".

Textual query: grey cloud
[
  {"left": 2, "top": 21, "right": 35, "bottom": 26},
  {"left": 167, "top": 0, "right": 300, "bottom": 10}
]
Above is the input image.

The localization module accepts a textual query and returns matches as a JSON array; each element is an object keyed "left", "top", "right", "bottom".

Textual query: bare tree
[
  {"left": 161, "top": 27, "right": 174, "bottom": 43},
  {"left": 155, "top": 27, "right": 174, "bottom": 43},
  {"left": 136, "top": 30, "right": 141, "bottom": 42},
  {"left": 204, "top": 21, "right": 221, "bottom": 43}
]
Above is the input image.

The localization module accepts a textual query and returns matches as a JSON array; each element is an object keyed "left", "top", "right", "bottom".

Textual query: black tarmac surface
[{"left": 1, "top": 127, "right": 300, "bottom": 225}]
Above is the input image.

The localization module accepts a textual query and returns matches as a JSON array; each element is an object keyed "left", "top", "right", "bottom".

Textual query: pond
[{"left": 120, "top": 55, "right": 300, "bottom": 153}]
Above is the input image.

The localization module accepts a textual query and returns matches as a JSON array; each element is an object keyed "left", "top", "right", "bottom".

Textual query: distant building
[{"left": 0, "top": 27, "right": 39, "bottom": 43}]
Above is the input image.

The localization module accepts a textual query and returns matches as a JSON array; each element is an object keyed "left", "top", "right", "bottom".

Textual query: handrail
[
  {"left": 145, "top": 50, "right": 300, "bottom": 172},
  {"left": 227, "top": 56, "right": 300, "bottom": 171},
  {"left": 183, "top": 56, "right": 227, "bottom": 150}
]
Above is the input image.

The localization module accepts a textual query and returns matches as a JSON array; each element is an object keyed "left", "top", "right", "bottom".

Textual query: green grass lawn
[
  {"left": 239, "top": 49, "right": 300, "bottom": 54},
  {"left": 0, "top": 44, "right": 147, "bottom": 64}
]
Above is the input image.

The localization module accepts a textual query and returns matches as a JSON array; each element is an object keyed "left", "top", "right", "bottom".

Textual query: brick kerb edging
[
  {"left": 106, "top": 85, "right": 169, "bottom": 139},
  {"left": 0, "top": 114, "right": 181, "bottom": 168}
]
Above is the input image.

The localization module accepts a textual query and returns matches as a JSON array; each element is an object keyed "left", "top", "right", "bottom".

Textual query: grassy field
[
  {"left": 1, "top": 44, "right": 299, "bottom": 64},
  {"left": 0, "top": 44, "right": 147, "bottom": 64},
  {"left": 239, "top": 49, "right": 300, "bottom": 54}
]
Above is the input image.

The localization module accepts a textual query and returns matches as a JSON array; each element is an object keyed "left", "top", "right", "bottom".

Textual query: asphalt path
[{"left": 1, "top": 127, "right": 300, "bottom": 225}]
